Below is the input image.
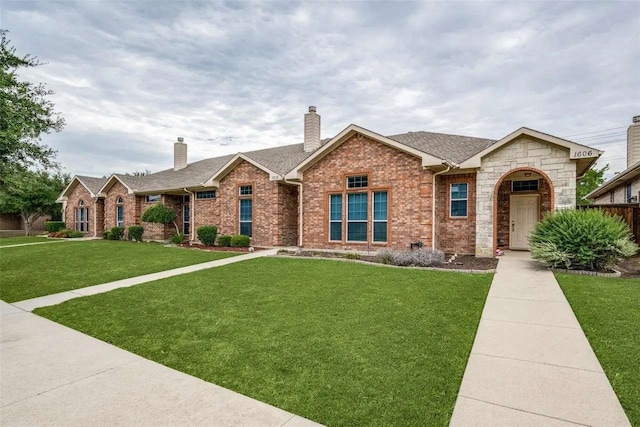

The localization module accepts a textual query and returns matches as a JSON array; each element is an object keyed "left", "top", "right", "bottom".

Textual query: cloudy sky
[{"left": 1, "top": 1, "right": 638, "bottom": 178}]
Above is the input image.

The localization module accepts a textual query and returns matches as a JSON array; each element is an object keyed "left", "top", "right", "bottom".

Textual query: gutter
[
  {"left": 283, "top": 177, "right": 304, "bottom": 247},
  {"left": 431, "top": 162, "right": 454, "bottom": 250},
  {"left": 183, "top": 188, "right": 195, "bottom": 242}
]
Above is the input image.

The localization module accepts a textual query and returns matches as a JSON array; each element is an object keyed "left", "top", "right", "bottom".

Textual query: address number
[{"left": 573, "top": 150, "right": 593, "bottom": 158}]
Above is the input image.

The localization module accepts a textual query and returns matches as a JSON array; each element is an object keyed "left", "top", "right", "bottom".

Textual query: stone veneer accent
[{"left": 475, "top": 136, "right": 576, "bottom": 256}]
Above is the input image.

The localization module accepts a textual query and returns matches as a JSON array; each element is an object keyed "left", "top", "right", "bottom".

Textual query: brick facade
[
  {"left": 63, "top": 183, "right": 98, "bottom": 236},
  {"left": 435, "top": 173, "right": 477, "bottom": 254},
  {"left": 302, "top": 134, "right": 435, "bottom": 251},
  {"left": 104, "top": 181, "right": 136, "bottom": 232}
]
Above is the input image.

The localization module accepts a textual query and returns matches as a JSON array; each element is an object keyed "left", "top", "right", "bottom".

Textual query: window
[
  {"left": 183, "top": 203, "right": 190, "bottom": 235},
  {"left": 145, "top": 195, "right": 161, "bottom": 203},
  {"left": 347, "top": 175, "right": 368, "bottom": 189},
  {"left": 610, "top": 191, "right": 615, "bottom": 203},
  {"left": 329, "top": 194, "right": 342, "bottom": 241},
  {"left": 239, "top": 198, "right": 252, "bottom": 237},
  {"left": 196, "top": 190, "right": 216, "bottom": 199},
  {"left": 74, "top": 200, "right": 90, "bottom": 233},
  {"left": 512, "top": 180, "right": 539, "bottom": 192},
  {"left": 239, "top": 185, "right": 252, "bottom": 196},
  {"left": 626, "top": 183, "right": 633, "bottom": 203},
  {"left": 116, "top": 197, "right": 124, "bottom": 227},
  {"left": 450, "top": 183, "right": 468, "bottom": 217},
  {"left": 372, "top": 191, "right": 388, "bottom": 242},
  {"left": 347, "top": 193, "right": 368, "bottom": 241}
]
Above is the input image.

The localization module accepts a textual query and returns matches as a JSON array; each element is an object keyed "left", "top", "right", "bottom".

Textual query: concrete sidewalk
[
  {"left": 13, "top": 248, "right": 279, "bottom": 311},
  {"left": 0, "top": 301, "right": 320, "bottom": 426},
  {"left": 450, "top": 251, "right": 630, "bottom": 426}
]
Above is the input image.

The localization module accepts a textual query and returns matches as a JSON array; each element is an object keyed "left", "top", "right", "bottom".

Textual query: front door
[{"left": 510, "top": 195, "right": 539, "bottom": 250}]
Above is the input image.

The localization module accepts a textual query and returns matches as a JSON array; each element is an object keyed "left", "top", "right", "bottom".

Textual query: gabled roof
[
  {"left": 387, "top": 131, "right": 496, "bottom": 164},
  {"left": 57, "top": 175, "right": 108, "bottom": 202},
  {"left": 586, "top": 161, "right": 640, "bottom": 200}
]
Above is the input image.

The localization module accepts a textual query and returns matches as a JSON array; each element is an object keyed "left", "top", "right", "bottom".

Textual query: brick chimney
[
  {"left": 628, "top": 116, "right": 640, "bottom": 168},
  {"left": 174, "top": 137, "right": 187, "bottom": 171},
  {"left": 304, "top": 106, "right": 321, "bottom": 152}
]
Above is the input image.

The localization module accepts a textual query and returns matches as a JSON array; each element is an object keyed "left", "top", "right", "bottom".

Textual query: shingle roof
[
  {"left": 80, "top": 129, "right": 498, "bottom": 193},
  {"left": 77, "top": 176, "right": 108, "bottom": 195},
  {"left": 387, "top": 131, "right": 496, "bottom": 164}
]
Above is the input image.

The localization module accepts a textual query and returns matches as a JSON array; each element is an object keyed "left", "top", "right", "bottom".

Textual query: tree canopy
[
  {"left": 577, "top": 164, "right": 609, "bottom": 206},
  {"left": 0, "top": 29, "right": 64, "bottom": 185}
]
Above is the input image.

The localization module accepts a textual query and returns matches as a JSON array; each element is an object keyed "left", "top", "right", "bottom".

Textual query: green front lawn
[
  {"left": 0, "top": 241, "right": 238, "bottom": 302},
  {"left": 36, "top": 258, "right": 492, "bottom": 426},
  {"left": 0, "top": 236, "right": 50, "bottom": 246},
  {"left": 557, "top": 274, "right": 640, "bottom": 426}
]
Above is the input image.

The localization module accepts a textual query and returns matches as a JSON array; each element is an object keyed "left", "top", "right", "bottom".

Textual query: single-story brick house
[
  {"left": 587, "top": 116, "right": 640, "bottom": 206},
  {"left": 57, "top": 107, "right": 602, "bottom": 257}
]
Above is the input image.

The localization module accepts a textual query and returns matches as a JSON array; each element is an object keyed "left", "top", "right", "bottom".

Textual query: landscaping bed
[
  {"left": 278, "top": 250, "right": 498, "bottom": 271},
  {"left": 36, "top": 257, "right": 492, "bottom": 426},
  {"left": 179, "top": 242, "right": 267, "bottom": 252},
  {"left": 615, "top": 254, "right": 640, "bottom": 278}
]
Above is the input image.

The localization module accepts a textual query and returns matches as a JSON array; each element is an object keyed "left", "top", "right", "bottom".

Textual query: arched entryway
[{"left": 493, "top": 167, "right": 554, "bottom": 252}]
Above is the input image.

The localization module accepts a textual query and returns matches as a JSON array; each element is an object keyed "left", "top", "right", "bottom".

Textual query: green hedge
[
  {"left": 45, "top": 221, "right": 66, "bottom": 232},
  {"left": 230, "top": 234, "right": 251, "bottom": 247},
  {"left": 128, "top": 225, "right": 144, "bottom": 242},
  {"left": 217, "top": 234, "right": 232, "bottom": 247},
  {"left": 171, "top": 233, "right": 185, "bottom": 244},
  {"left": 197, "top": 225, "right": 218, "bottom": 247},
  {"left": 107, "top": 227, "right": 125, "bottom": 240},
  {"left": 529, "top": 209, "right": 638, "bottom": 271}
]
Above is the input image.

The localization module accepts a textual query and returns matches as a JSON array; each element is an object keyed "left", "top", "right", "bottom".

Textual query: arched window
[
  {"left": 75, "top": 200, "right": 90, "bottom": 233},
  {"left": 116, "top": 197, "right": 124, "bottom": 227}
]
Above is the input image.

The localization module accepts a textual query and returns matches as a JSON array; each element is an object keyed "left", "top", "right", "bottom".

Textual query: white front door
[{"left": 510, "top": 195, "right": 539, "bottom": 250}]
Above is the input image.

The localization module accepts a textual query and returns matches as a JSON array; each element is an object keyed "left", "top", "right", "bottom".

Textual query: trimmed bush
[
  {"left": 217, "top": 234, "right": 232, "bottom": 247},
  {"left": 102, "top": 231, "right": 109, "bottom": 239},
  {"left": 376, "top": 249, "right": 445, "bottom": 267},
  {"left": 230, "top": 234, "right": 251, "bottom": 247},
  {"left": 197, "top": 225, "right": 218, "bottom": 247},
  {"left": 109, "top": 227, "right": 125, "bottom": 241},
  {"left": 529, "top": 209, "right": 638, "bottom": 271},
  {"left": 128, "top": 225, "right": 144, "bottom": 242},
  {"left": 45, "top": 221, "right": 66, "bottom": 233},
  {"left": 171, "top": 233, "right": 185, "bottom": 244},
  {"left": 68, "top": 231, "right": 85, "bottom": 238}
]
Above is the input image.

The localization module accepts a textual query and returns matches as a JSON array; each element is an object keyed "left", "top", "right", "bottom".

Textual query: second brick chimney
[
  {"left": 628, "top": 116, "right": 640, "bottom": 168},
  {"left": 174, "top": 137, "right": 187, "bottom": 171},
  {"left": 304, "top": 106, "right": 321, "bottom": 152}
]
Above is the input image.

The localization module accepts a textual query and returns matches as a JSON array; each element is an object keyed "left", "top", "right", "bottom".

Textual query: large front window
[
  {"left": 239, "top": 198, "right": 252, "bottom": 237},
  {"left": 450, "top": 183, "right": 468, "bottom": 217},
  {"left": 116, "top": 197, "right": 124, "bottom": 227},
  {"left": 347, "top": 193, "right": 368, "bottom": 242},
  {"left": 75, "top": 200, "right": 90, "bottom": 233}
]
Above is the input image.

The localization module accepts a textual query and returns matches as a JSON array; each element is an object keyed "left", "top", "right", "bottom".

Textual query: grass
[
  {"left": 556, "top": 273, "right": 640, "bottom": 426},
  {"left": 0, "top": 235, "right": 50, "bottom": 246},
  {"left": 0, "top": 240, "right": 239, "bottom": 302},
  {"left": 36, "top": 258, "right": 492, "bottom": 426}
]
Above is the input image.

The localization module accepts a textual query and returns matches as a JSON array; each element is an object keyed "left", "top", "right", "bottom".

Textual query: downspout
[
  {"left": 283, "top": 177, "right": 303, "bottom": 247},
  {"left": 431, "top": 162, "right": 453, "bottom": 250},
  {"left": 184, "top": 188, "right": 195, "bottom": 242}
]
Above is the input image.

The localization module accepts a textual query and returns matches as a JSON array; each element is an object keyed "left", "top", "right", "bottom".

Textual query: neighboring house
[
  {"left": 57, "top": 107, "right": 602, "bottom": 256},
  {"left": 587, "top": 116, "right": 640, "bottom": 206},
  {"left": 0, "top": 213, "right": 48, "bottom": 234}
]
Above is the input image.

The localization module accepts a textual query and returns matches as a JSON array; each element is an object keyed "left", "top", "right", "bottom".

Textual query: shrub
[
  {"left": 106, "top": 231, "right": 116, "bottom": 240},
  {"left": 345, "top": 253, "right": 361, "bottom": 260},
  {"left": 197, "top": 225, "right": 218, "bottom": 246},
  {"left": 230, "top": 234, "right": 251, "bottom": 247},
  {"left": 50, "top": 229, "right": 69, "bottom": 238},
  {"left": 376, "top": 249, "right": 445, "bottom": 267},
  {"left": 68, "top": 231, "right": 84, "bottom": 238},
  {"left": 217, "top": 234, "right": 232, "bottom": 247},
  {"left": 529, "top": 209, "right": 638, "bottom": 271},
  {"left": 171, "top": 233, "right": 185, "bottom": 244},
  {"left": 102, "top": 231, "right": 109, "bottom": 239},
  {"left": 45, "top": 221, "right": 66, "bottom": 232},
  {"left": 128, "top": 225, "right": 144, "bottom": 242},
  {"left": 109, "top": 227, "right": 125, "bottom": 241}
]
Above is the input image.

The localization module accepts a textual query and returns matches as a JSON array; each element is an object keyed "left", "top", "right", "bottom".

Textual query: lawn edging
[{"left": 551, "top": 268, "right": 621, "bottom": 278}]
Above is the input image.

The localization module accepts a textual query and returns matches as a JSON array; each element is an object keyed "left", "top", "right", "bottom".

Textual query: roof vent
[
  {"left": 308, "top": 105, "right": 317, "bottom": 113},
  {"left": 633, "top": 115, "right": 640, "bottom": 124}
]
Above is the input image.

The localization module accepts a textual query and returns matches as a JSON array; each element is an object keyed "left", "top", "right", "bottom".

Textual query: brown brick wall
[
  {"left": 302, "top": 134, "right": 434, "bottom": 250},
  {"left": 104, "top": 181, "right": 136, "bottom": 232},
  {"left": 496, "top": 178, "right": 552, "bottom": 249},
  {"left": 193, "top": 197, "right": 220, "bottom": 241},
  {"left": 435, "top": 173, "right": 477, "bottom": 254},
  {"left": 64, "top": 183, "right": 97, "bottom": 236}
]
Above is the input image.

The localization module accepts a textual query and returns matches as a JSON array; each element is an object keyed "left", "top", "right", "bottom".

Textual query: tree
[
  {"left": 576, "top": 164, "right": 609, "bottom": 206},
  {"left": 0, "top": 169, "right": 70, "bottom": 235},
  {"left": 141, "top": 203, "right": 179, "bottom": 235},
  {"left": 0, "top": 30, "right": 64, "bottom": 186}
]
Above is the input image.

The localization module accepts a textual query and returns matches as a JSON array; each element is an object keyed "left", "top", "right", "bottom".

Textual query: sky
[{"left": 1, "top": 1, "right": 639, "bottom": 179}]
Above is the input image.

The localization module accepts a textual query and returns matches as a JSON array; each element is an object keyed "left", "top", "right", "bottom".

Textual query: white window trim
[
  {"left": 372, "top": 191, "right": 388, "bottom": 243},
  {"left": 511, "top": 179, "right": 539, "bottom": 192},
  {"left": 195, "top": 191, "right": 216, "bottom": 200},
  {"left": 450, "top": 183, "right": 468, "bottom": 218},
  {"left": 346, "top": 175, "right": 368, "bottom": 189},
  {"left": 239, "top": 198, "right": 252, "bottom": 236},
  {"left": 239, "top": 185, "right": 252, "bottom": 196},
  {"left": 145, "top": 195, "right": 161, "bottom": 203},
  {"left": 346, "top": 192, "right": 368, "bottom": 243},
  {"left": 328, "top": 194, "right": 342, "bottom": 242}
]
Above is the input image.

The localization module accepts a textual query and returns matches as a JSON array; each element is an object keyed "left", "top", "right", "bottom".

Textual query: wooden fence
[{"left": 581, "top": 204, "right": 640, "bottom": 242}]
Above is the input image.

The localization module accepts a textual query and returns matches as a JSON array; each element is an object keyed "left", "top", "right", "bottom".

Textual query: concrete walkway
[
  {"left": 0, "top": 301, "right": 321, "bottom": 426},
  {"left": 450, "top": 251, "right": 631, "bottom": 427},
  {"left": 13, "top": 248, "right": 279, "bottom": 311}
]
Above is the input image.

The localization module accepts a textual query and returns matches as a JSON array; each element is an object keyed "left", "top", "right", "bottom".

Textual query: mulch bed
[
  {"left": 280, "top": 251, "right": 498, "bottom": 271},
  {"left": 615, "top": 254, "right": 640, "bottom": 278},
  {"left": 179, "top": 242, "right": 267, "bottom": 252}
]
